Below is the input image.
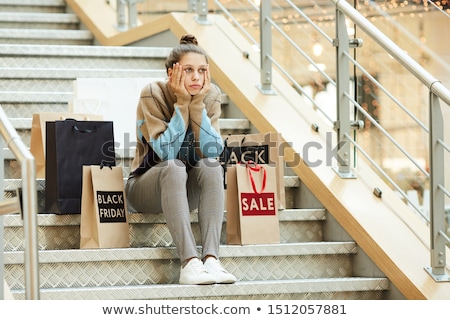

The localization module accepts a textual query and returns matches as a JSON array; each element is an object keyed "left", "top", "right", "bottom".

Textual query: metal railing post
[
  {"left": 334, "top": 8, "right": 355, "bottom": 178},
  {"left": 0, "top": 107, "right": 40, "bottom": 299},
  {"left": 426, "top": 90, "right": 450, "bottom": 281},
  {"left": 127, "top": 0, "right": 141, "bottom": 28},
  {"left": 189, "top": 0, "right": 210, "bottom": 25},
  {"left": 258, "top": 0, "right": 276, "bottom": 95},
  {"left": 21, "top": 157, "right": 39, "bottom": 299},
  {"left": 115, "top": 0, "right": 142, "bottom": 31},
  {"left": 116, "top": 0, "right": 127, "bottom": 31}
]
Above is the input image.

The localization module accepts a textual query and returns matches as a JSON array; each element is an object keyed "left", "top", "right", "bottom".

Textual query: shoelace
[
  {"left": 191, "top": 260, "right": 209, "bottom": 274},
  {"left": 208, "top": 259, "right": 227, "bottom": 273}
]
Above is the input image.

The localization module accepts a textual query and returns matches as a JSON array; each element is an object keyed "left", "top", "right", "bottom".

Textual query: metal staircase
[{"left": 0, "top": 0, "right": 391, "bottom": 299}]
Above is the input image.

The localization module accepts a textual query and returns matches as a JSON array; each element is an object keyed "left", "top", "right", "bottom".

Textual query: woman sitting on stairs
[{"left": 125, "top": 34, "right": 236, "bottom": 285}]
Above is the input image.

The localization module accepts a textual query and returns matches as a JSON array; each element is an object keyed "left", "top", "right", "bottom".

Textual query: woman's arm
[
  {"left": 137, "top": 84, "right": 190, "bottom": 161},
  {"left": 189, "top": 84, "right": 224, "bottom": 158}
]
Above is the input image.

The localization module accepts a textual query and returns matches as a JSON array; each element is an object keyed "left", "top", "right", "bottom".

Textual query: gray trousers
[{"left": 125, "top": 158, "right": 224, "bottom": 263}]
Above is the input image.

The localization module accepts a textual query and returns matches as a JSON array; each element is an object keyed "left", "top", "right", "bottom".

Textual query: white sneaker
[
  {"left": 204, "top": 257, "right": 237, "bottom": 284},
  {"left": 179, "top": 258, "right": 216, "bottom": 285}
]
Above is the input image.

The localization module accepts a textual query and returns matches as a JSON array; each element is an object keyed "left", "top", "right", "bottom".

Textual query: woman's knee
[
  {"left": 162, "top": 159, "right": 187, "bottom": 174},
  {"left": 196, "top": 158, "right": 223, "bottom": 185},
  {"left": 198, "top": 158, "right": 222, "bottom": 173},
  {"left": 159, "top": 159, "right": 188, "bottom": 185}
]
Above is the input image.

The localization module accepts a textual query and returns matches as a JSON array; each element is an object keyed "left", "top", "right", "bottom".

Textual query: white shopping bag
[{"left": 71, "top": 78, "right": 164, "bottom": 150}]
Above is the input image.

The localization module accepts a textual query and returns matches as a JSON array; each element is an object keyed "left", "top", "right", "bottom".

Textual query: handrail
[
  {"left": 427, "top": 0, "right": 450, "bottom": 18},
  {"left": 0, "top": 106, "right": 40, "bottom": 299},
  {"left": 334, "top": 0, "right": 450, "bottom": 106},
  {"left": 342, "top": 50, "right": 429, "bottom": 133},
  {"left": 368, "top": 1, "right": 450, "bottom": 75}
]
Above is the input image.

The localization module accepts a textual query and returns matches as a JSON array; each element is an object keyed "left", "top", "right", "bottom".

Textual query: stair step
[
  {"left": 4, "top": 208, "right": 322, "bottom": 227},
  {"left": 0, "top": 44, "right": 171, "bottom": 70},
  {"left": 1, "top": 67, "right": 167, "bottom": 79},
  {"left": 3, "top": 117, "right": 246, "bottom": 133},
  {"left": 10, "top": 278, "right": 389, "bottom": 300},
  {"left": 2, "top": 176, "right": 300, "bottom": 192},
  {"left": 5, "top": 242, "right": 359, "bottom": 289},
  {"left": 0, "top": 0, "right": 65, "bottom": 13},
  {"left": 0, "top": 91, "right": 72, "bottom": 103},
  {"left": 0, "top": 90, "right": 228, "bottom": 105},
  {"left": 2, "top": 175, "right": 299, "bottom": 221},
  {"left": 5, "top": 242, "right": 354, "bottom": 265},
  {"left": 0, "top": 43, "right": 171, "bottom": 58},
  {"left": 0, "top": 44, "right": 172, "bottom": 120},
  {"left": 0, "top": 12, "right": 79, "bottom": 29},
  {"left": 1, "top": 118, "right": 249, "bottom": 162},
  {"left": 4, "top": 208, "right": 323, "bottom": 250},
  {"left": 0, "top": 28, "right": 93, "bottom": 45}
]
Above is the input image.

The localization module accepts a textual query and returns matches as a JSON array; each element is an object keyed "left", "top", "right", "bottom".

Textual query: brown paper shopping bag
[
  {"left": 227, "top": 163, "right": 280, "bottom": 245},
  {"left": 220, "top": 132, "right": 285, "bottom": 210},
  {"left": 225, "top": 165, "right": 241, "bottom": 244},
  {"left": 80, "top": 165, "right": 130, "bottom": 249},
  {"left": 30, "top": 112, "right": 103, "bottom": 178}
]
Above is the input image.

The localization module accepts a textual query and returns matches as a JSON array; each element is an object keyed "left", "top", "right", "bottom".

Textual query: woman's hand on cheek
[
  {"left": 198, "top": 65, "right": 211, "bottom": 98},
  {"left": 169, "top": 63, "right": 190, "bottom": 101}
]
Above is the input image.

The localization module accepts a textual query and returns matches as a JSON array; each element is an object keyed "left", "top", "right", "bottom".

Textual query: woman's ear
[{"left": 167, "top": 68, "right": 173, "bottom": 77}]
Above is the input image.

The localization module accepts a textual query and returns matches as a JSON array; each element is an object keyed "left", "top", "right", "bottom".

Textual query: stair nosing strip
[
  {"left": 15, "top": 278, "right": 389, "bottom": 299},
  {"left": 0, "top": 68, "right": 167, "bottom": 79},
  {"left": 0, "top": 44, "right": 172, "bottom": 58},
  {"left": 0, "top": 0, "right": 65, "bottom": 6},
  {"left": 3, "top": 242, "right": 357, "bottom": 264},
  {"left": 3, "top": 207, "right": 325, "bottom": 227},
  {"left": 0, "top": 29, "right": 93, "bottom": 40},
  {"left": 0, "top": 12, "right": 79, "bottom": 23},
  {"left": 0, "top": 91, "right": 72, "bottom": 103},
  {"left": 4, "top": 117, "right": 246, "bottom": 131},
  {"left": 2, "top": 176, "right": 300, "bottom": 193}
]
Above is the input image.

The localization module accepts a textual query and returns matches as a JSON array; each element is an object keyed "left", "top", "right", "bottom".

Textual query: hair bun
[{"left": 180, "top": 34, "right": 198, "bottom": 46}]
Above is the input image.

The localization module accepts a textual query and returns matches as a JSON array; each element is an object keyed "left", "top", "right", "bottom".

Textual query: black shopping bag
[{"left": 45, "top": 119, "right": 116, "bottom": 214}]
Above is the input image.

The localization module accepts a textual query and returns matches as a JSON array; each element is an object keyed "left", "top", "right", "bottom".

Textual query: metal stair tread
[
  {"left": 10, "top": 278, "right": 389, "bottom": 300},
  {"left": 3, "top": 208, "right": 325, "bottom": 227},
  {"left": 4, "top": 242, "right": 357, "bottom": 264},
  {"left": 0, "top": 92, "right": 229, "bottom": 104},
  {"left": 0, "top": 67, "right": 167, "bottom": 79},
  {"left": 3, "top": 117, "right": 247, "bottom": 133},
  {"left": 0, "top": 0, "right": 65, "bottom": 6},
  {"left": 0, "top": 91, "right": 72, "bottom": 103},
  {"left": 0, "top": 12, "right": 79, "bottom": 23},
  {"left": 3, "top": 175, "right": 299, "bottom": 192},
  {"left": 0, "top": 43, "right": 172, "bottom": 58},
  {"left": 2, "top": 147, "right": 139, "bottom": 158},
  {"left": 0, "top": 28, "right": 93, "bottom": 40}
]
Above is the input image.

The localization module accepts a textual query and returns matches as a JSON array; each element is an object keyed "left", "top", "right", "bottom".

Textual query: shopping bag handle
[
  {"left": 100, "top": 160, "right": 114, "bottom": 170},
  {"left": 72, "top": 125, "right": 98, "bottom": 133},
  {"left": 246, "top": 162, "right": 266, "bottom": 194}
]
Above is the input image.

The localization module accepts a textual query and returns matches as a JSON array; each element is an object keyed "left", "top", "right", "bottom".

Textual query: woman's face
[{"left": 171, "top": 52, "right": 208, "bottom": 96}]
